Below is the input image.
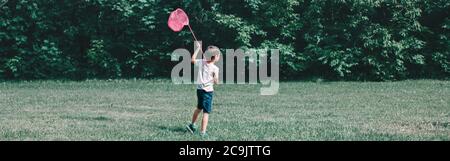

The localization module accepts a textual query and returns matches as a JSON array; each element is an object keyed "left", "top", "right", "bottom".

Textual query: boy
[{"left": 186, "top": 45, "right": 220, "bottom": 137}]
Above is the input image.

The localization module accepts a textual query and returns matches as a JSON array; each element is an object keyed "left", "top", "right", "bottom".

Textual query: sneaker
[
  {"left": 199, "top": 132, "right": 208, "bottom": 137},
  {"left": 186, "top": 124, "right": 196, "bottom": 134}
]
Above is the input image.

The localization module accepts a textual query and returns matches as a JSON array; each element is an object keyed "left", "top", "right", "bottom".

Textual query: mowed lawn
[{"left": 0, "top": 80, "right": 449, "bottom": 141}]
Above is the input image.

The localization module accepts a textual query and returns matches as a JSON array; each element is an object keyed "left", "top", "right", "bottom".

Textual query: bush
[
  {"left": 0, "top": 0, "right": 448, "bottom": 80},
  {"left": 86, "top": 40, "right": 121, "bottom": 78}
]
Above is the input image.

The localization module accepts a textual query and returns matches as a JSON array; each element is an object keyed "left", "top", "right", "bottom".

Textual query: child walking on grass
[{"left": 186, "top": 44, "right": 221, "bottom": 137}]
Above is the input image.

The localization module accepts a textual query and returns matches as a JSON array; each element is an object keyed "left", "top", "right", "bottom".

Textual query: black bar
[{"left": 1, "top": 141, "right": 447, "bottom": 160}]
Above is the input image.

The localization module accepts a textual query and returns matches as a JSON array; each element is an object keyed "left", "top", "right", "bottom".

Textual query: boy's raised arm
[{"left": 191, "top": 42, "right": 202, "bottom": 64}]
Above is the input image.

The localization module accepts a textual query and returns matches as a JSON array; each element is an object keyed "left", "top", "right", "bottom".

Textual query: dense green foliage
[{"left": 0, "top": 0, "right": 449, "bottom": 80}]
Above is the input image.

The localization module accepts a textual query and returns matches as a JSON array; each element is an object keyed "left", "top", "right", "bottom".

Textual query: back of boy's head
[{"left": 206, "top": 45, "right": 221, "bottom": 61}]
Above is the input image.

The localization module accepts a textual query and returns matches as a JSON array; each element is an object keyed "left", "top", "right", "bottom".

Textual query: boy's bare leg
[
  {"left": 200, "top": 113, "right": 209, "bottom": 133},
  {"left": 191, "top": 108, "right": 202, "bottom": 124}
]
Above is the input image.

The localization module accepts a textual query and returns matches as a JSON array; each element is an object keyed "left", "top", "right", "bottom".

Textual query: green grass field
[{"left": 0, "top": 80, "right": 449, "bottom": 141}]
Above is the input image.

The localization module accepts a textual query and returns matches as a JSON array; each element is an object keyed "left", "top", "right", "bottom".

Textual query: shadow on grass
[{"left": 157, "top": 125, "right": 187, "bottom": 134}]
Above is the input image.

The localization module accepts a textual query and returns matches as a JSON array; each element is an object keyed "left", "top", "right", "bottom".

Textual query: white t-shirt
[{"left": 195, "top": 59, "right": 219, "bottom": 92}]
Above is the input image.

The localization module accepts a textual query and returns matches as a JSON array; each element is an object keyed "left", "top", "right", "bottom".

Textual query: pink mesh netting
[{"left": 168, "top": 8, "right": 189, "bottom": 32}]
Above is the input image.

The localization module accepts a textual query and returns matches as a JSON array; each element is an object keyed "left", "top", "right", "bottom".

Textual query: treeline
[{"left": 0, "top": 0, "right": 448, "bottom": 80}]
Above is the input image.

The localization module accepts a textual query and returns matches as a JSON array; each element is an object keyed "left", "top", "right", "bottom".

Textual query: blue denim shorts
[{"left": 197, "top": 89, "right": 213, "bottom": 113}]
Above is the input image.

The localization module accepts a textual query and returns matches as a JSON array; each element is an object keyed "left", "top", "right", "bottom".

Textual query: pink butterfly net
[
  {"left": 168, "top": 8, "right": 189, "bottom": 32},
  {"left": 168, "top": 8, "right": 198, "bottom": 41}
]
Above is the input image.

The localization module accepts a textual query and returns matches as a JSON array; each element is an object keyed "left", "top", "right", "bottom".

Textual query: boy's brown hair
[{"left": 206, "top": 45, "right": 221, "bottom": 61}]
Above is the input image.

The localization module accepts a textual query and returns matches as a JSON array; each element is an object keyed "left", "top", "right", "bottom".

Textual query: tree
[{"left": 0, "top": 0, "right": 448, "bottom": 80}]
